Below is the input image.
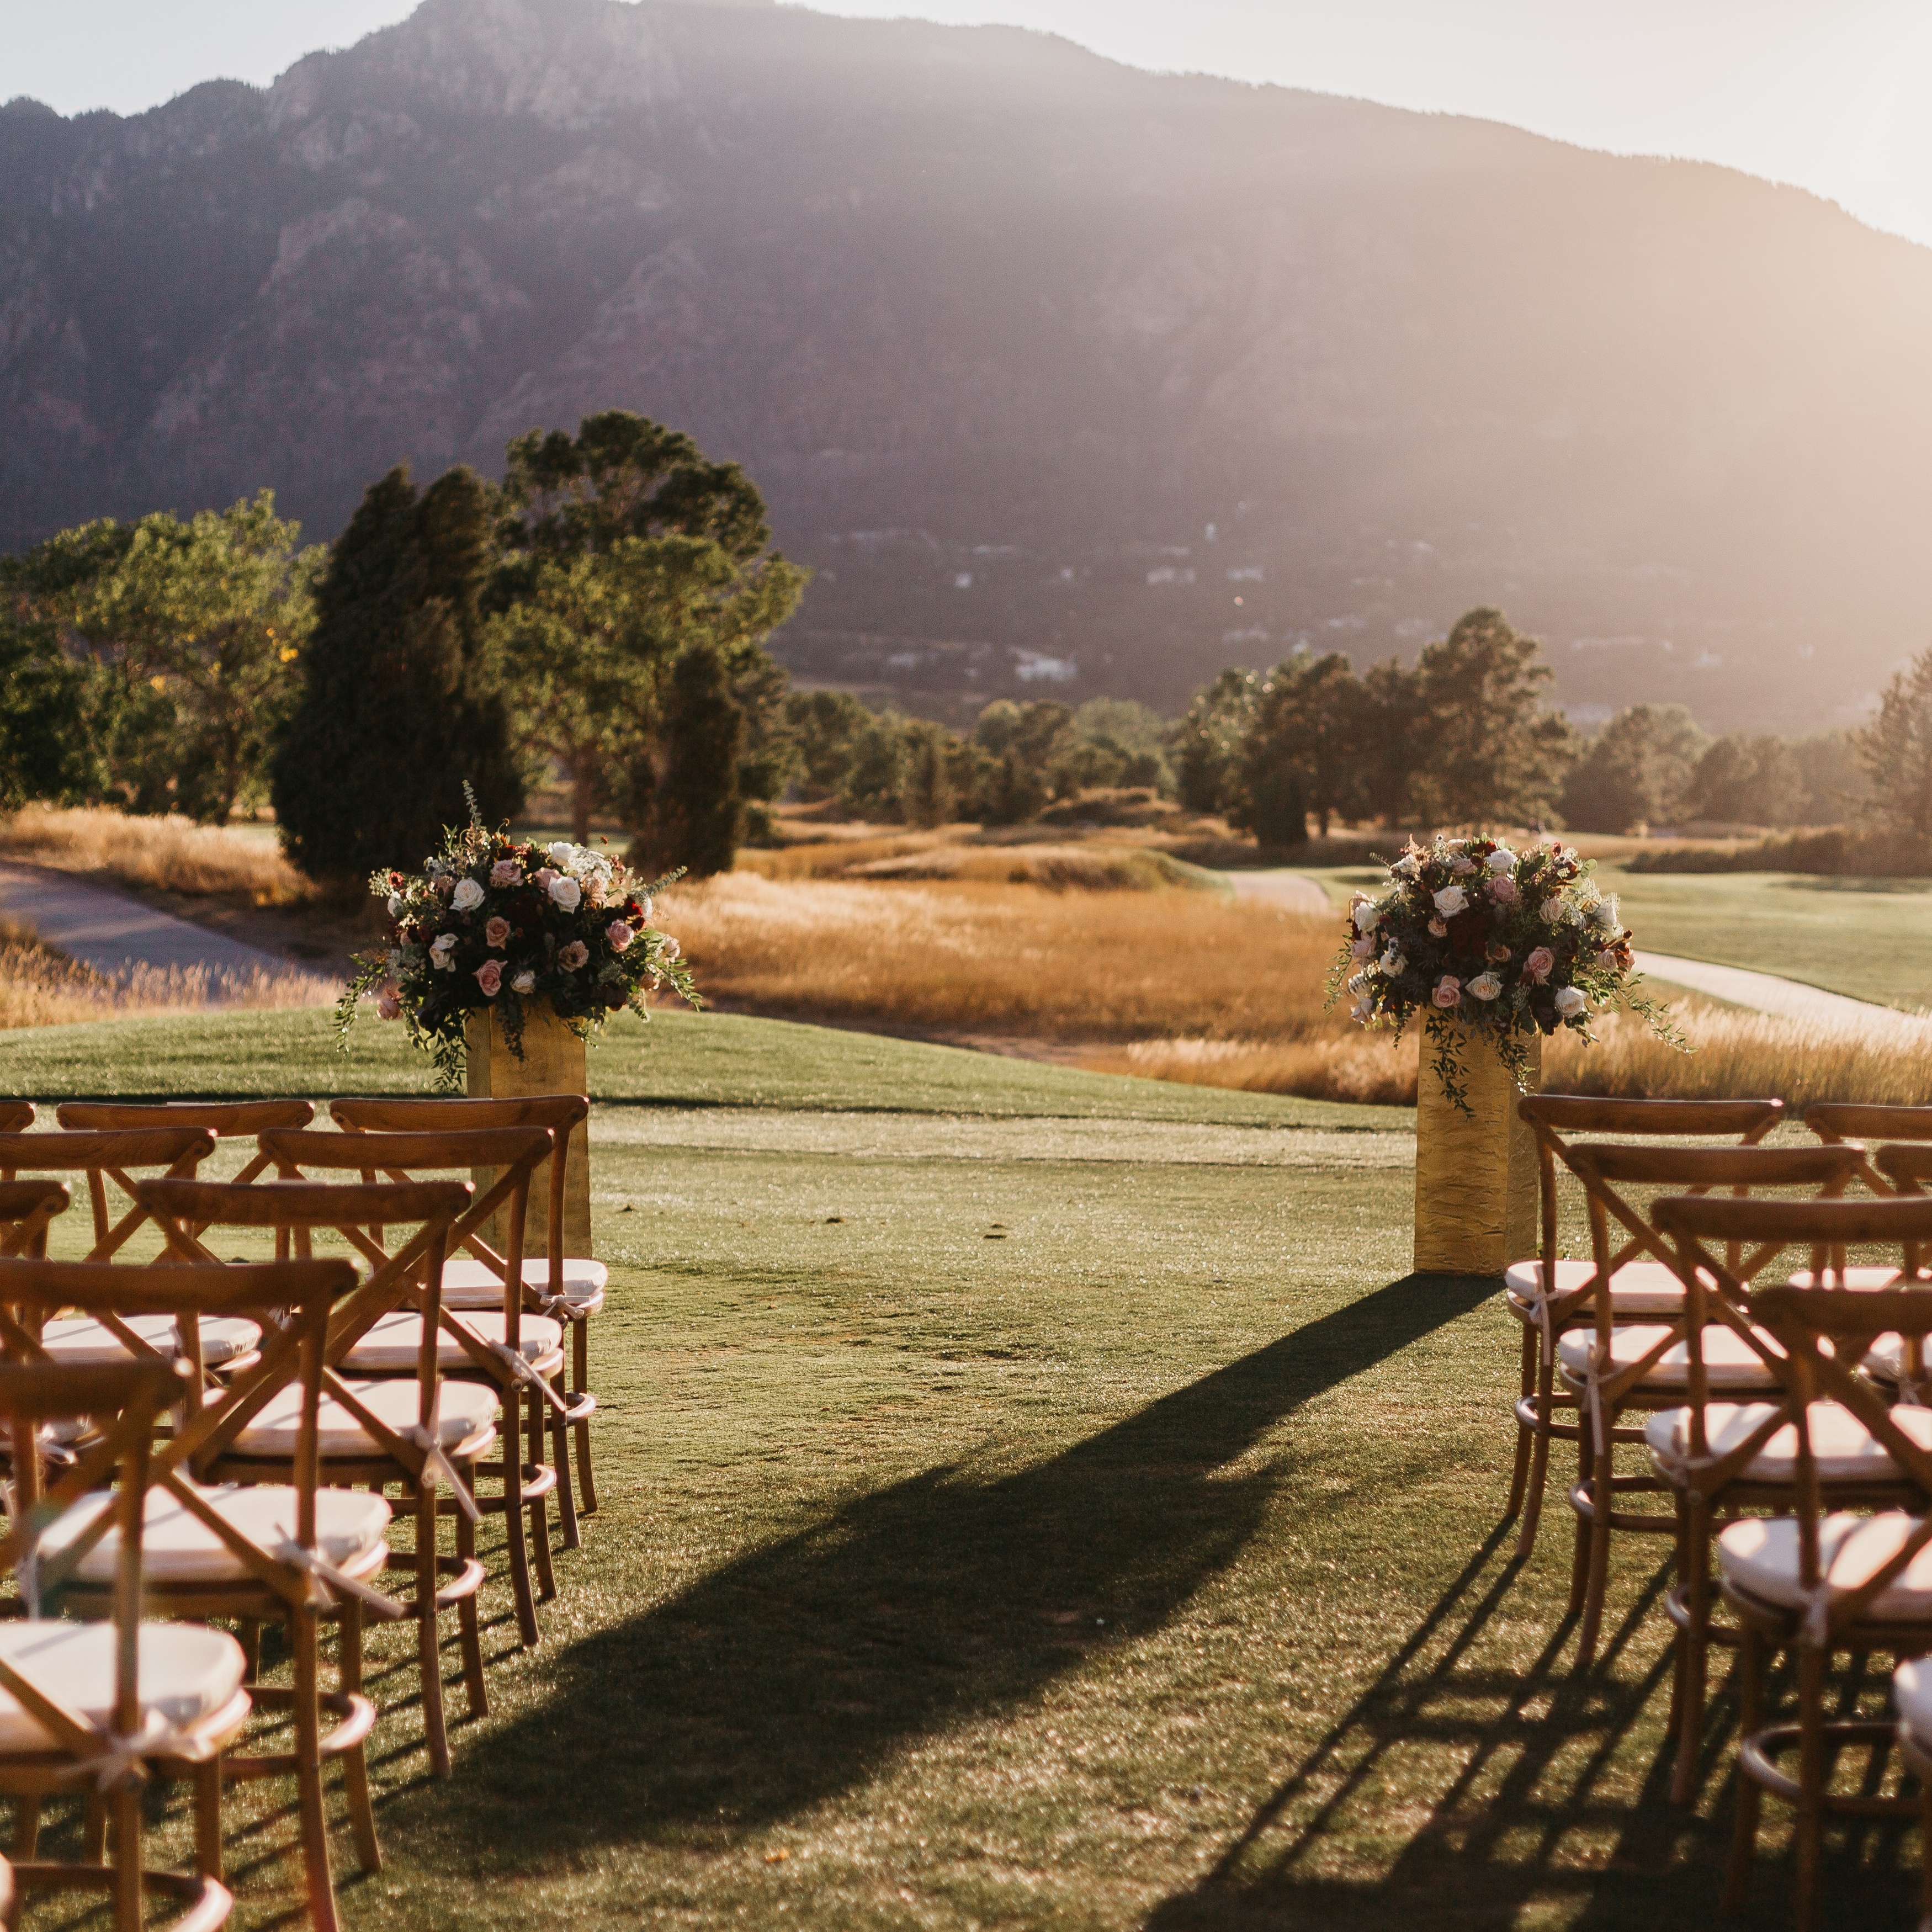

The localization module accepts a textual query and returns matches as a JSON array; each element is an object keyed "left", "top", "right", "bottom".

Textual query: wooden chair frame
[
  {"left": 0, "top": 1355, "right": 239, "bottom": 1932},
  {"left": 0, "top": 1255, "right": 374, "bottom": 1931},
  {"left": 135, "top": 1176, "right": 492, "bottom": 1779},
  {"left": 330, "top": 1094, "right": 601, "bottom": 1531},
  {"left": 0, "top": 1127, "right": 216, "bottom": 1264},
  {"left": 1508, "top": 1096, "right": 1784, "bottom": 1562},
  {"left": 0, "top": 1106, "right": 33, "bottom": 1134}
]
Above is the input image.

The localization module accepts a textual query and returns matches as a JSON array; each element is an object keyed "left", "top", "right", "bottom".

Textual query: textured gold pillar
[
  {"left": 1413, "top": 1027, "right": 1541, "bottom": 1277},
  {"left": 465, "top": 1006, "right": 593, "bottom": 1260}
]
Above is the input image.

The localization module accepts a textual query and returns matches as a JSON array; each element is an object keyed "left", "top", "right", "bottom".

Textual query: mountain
[{"left": 3, "top": 0, "right": 1930, "bottom": 731}]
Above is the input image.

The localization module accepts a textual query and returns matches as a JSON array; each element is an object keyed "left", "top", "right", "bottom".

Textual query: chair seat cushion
[
  {"left": 0, "top": 1621, "right": 247, "bottom": 1755},
  {"left": 1895, "top": 1657, "right": 1932, "bottom": 1750},
  {"left": 1786, "top": 1267, "right": 1913, "bottom": 1291},
  {"left": 1505, "top": 1259, "right": 1694, "bottom": 1318},
  {"left": 1718, "top": 1512, "right": 1932, "bottom": 1623},
  {"left": 229, "top": 1377, "right": 498, "bottom": 1459},
  {"left": 41, "top": 1313, "right": 261, "bottom": 1368},
  {"left": 1647, "top": 1401, "right": 1932, "bottom": 1483},
  {"left": 339, "top": 1310, "right": 562, "bottom": 1373},
  {"left": 1860, "top": 1334, "right": 1932, "bottom": 1385},
  {"left": 38, "top": 1483, "right": 390, "bottom": 1585},
  {"left": 440, "top": 1256, "right": 606, "bottom": 1314},
  {"left": 1557, "top": 1322, "right": 1782, "bottom": 1390}
]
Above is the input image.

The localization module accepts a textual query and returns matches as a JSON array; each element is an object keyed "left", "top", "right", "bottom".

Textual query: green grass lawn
[
  {"left": 7, "top": 1011, "right": 1918, "bottom": 1928},
  {"left": 1308, "top": 863, "right": 1932, "bottom": 1013}
]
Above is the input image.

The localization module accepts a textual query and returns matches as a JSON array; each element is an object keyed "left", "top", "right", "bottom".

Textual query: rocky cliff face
[{"left": 4, "top": 0, "right": 1930, "bottom": 726}]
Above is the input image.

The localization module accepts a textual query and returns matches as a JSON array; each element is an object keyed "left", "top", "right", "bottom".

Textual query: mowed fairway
[{"left": 1, "top": 1010, "right": 1915, "bottom": 1928}]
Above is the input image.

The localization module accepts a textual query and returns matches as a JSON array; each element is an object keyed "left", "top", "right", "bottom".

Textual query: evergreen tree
[
  {"left": 1559, "top": 704, "right": 1707, "bottom": 832},
  {"left": 1172, "top": 668, "right": 1256, "bottom": 815},
  {"left": 901, "top": 722, "right": 956, "bottom": 828},
  {"left": 1858, "top": 646, "right": 1932, "bottom": 839},
  {"left": 272, "top": 465, "right": 523, "bottom": 885},
  {"left": 630, "top": 643, "right": 746, "bottom": 878}
]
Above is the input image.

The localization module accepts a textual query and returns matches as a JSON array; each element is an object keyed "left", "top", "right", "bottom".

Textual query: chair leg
[
  {"left": 502, "top": 1393, "right": 541, "bottom": 1648},
  {"left": 84, "top": 1790, "right": 108, "bottom": 1861},
  {"left": 1565, "top": 1403, "right": 1593, "bottom": 1617},
  {"left": 294, "top": 1610, "right": 342, "bottom": 1932},
  {"left": 337, "top": 1601, "right": 381, "bottom": 1873},
  {"left": 193, "top": 1756, "right": 224, "bottom": 1881},
  {"left": 1516, "top": 1345, "right": 1558, "bottom": 1562},
  {"left": 1723, "top": 1624, "right": 1767, "bottom": 1914},
  {"left": 1505, "top": 1324, "right": 1536, "bottom": 1519},
  {"left": 110, "top": 1785, "right": 142, "bottom": 1932},
  {"left": 1671, "top": 1493, "right": 1709, "bottom": 1804},
  {"left": 550, "top": 1371, "right": 580, "bottom": 1553},
  {"left": 528, "top": 1386, "right": 557, "bottom": 1605},
  {"left": 1795, "top": 1643, "right": 1825, "bottom": 1932},
  {"left": 455, "top": 1499, "right": 488, "bottom": 1720},
  {"left": 1574, "top": 1421, "right": 1616, "bottom": 1670},
  {"left": 1919, "top": 1778, "right": 1932, "bottom": 1932},
  {"left": 572, "top": 1317, "right": 598, "bottom": 1518},
  {"left": 417, "top": 1483, "right": 452, "bottom": 1779},
  {"left": 10, "top": 1798, "right": 38, "bottom": 1861}
]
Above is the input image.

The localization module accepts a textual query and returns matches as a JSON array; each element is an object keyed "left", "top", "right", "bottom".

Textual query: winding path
[{"left": 1631, "top": 950, "right": 1916, "bottom": 1029}]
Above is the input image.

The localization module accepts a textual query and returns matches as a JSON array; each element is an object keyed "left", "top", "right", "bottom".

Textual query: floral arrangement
[
  {"left": 339, "top": 789, "right": 699, "bottom": 1086},
  {"left": 1330, "top": 832, "right": 1682, "bottom": 1108}
]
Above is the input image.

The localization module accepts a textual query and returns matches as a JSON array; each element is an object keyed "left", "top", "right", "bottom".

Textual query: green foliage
[
  {"left": 1356, "top": 656, "right": 1427, "bottom": 827},
  {"left": 841, "top": 711, "right": 909, "bottom": 815},
  {"left": 1560, "top": 704, "right": 1708, "bottom": 833},
  {"left": 783, "top": 689, "right": 875, "bottom": 800},
  {"left": 6, "top": 491, "right": 321, "bottom": 822},
  {"left": 1172, "top": 667, "right": 1257, "bottom": 814},
  {"left": 272, "top": 466, "right": 523, "bottom": 885},
  {"left": 1677, "top": 731, "right": 1804, "bottom": 827},
  {"left": 630, "top": 643, "right": 747, "bottom": 880},
  {"left": 900, "top": 720, "right": 956, "bottom": 829},
  {"left": 0, "top": 593, "right": 97, "bottom": 809},
  {"left": 1859, "top": 647, "right": 1932, "bottom": 839},
  {"left": 1230, "top": 652, "right": 1366, "bottom": 842}
]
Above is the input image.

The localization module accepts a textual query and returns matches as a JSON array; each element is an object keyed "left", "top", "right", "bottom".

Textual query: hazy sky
[{"left": 7, "top": 0, "right": 1932, "bottom": 247}]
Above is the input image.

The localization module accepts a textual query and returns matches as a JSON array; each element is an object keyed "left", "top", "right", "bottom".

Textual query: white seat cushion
[
  {"left": 440, "top": 1256, "right": 606, "bottom": 1313},
  {"left": 1558, "top": 1321, "right": 1782, "bottom": 1390},
  {"left": 1505, "top": 1258, "right": 1701, "bottom": 1318},
  {"left": 229, "top": 1377, "right": 498, "bottom": 1459},
  {"left": 41, "top": 1313, "right": 261, "bottom": 1368},
  {"left": 38, "top": 1483, "right": 389, "bottom": 1584},
  {"left": 1718, "top": 1512, "right": 1932, "bottom": 1622},
  {"left": 1896, "top": 1657, "right": 1932, "bottom": 1750},
  {"left": 1860, "top": 1334, "right": 1932, "bottom": 1384},
  {"left": 1786, "top": 1267, "right": 1915, "bottom": 1291},
  {"left": 0, "top": 1621, "right": 247, "bottom": 1755},
  {"left": 338, "top": 1310, "right": 562, "bottom": 1373},
  {"left": 1648, "top": 1401, "right": 1932, "bottom": 1483}
]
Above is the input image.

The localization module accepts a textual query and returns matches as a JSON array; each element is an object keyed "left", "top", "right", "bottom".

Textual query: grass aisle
[{"left": 9, "top": 1013, "right": 1912, "bottom": 1926}]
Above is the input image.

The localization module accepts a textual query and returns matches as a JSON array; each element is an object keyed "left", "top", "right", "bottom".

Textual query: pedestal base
[
  {"left": 465, "top": 1007, "right": 593, "bottom": 1259},
  {"left": 1413, "top": 1026, "right": 1540, "bottom": 1277}
]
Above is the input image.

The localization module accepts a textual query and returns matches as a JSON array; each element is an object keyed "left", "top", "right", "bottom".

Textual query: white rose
[
  {"left": 1540, "top": 897, "right": 1566, "bottom": 925},
  {"left": 450, "top": 878, "right": 484, "bottom": 912},
  {"left": 511, "top": 969, "right": 536, "bottom": 995},
  {"left": 1392, "top": 855, "right": 1419, "bottom": 879},
  {"left": 1351, "top": 899, "right": 1380, "bottom": 933},
  {"left": 1555, "top": 986, "right": 1588, "bottom": 1018},
  {"left": 1486, "top": 848, "right": 1516, "bottom": 873},
  {"left": 1591, "top": 894, "right": 1620, "bottom": 928},
  {"left": 1466, "top": 972, "right": 1502, "bottom": 1001},
  {"left": 548, "top": 874, "right": 583, "bottom": 911},
  {"left": 429, "top": 933, "right": 457, "bottom": 971},
  {"left": 1432, "top": 884, "right": 1468, "bottom": 916},
  {"left": 1379, "top": 946, "right": 1405, "bottom": 975},
  {"left": 386, "top": 893, "right": 404, "bottom": 917},
  {"left": 547, "top": 841, "right": 578, "bottom": 869}
]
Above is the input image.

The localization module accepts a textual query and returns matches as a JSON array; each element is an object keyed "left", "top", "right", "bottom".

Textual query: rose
[
  {"left": 549, "top": 874, "right": 583, "bottom": 911},
  {"left": 511, "top": 969, "right": 536, "bottom": 995},
  {"left": 474, "top": 959, "right": 502, "bottom": 997},
  {"left": 534, "top": 867, "right": 558, "bottom": 889},
  {"left": 1540, "top": 897, "right": 1566, "bottom": 925},
  {"left": 1432, "top": 976, "right": 1461, "bottom": 1009},
  {"left": 490, "top": 858, "right": 522, "bottom": 887},
  {"left": 1466, "top": 972, "right": 1501, "bottom": 1001},
  {"left": 1487, "top": 875, "right": 1517, "bottom": 905},
  {"left": 606, "top": 920, "right": 636, "bottom": 953},
  {"left": 376, "top": 994, "right": 402, "bottom": 1021},
  {"left": 1591, "top": 894, "right": 1620, "bottom": 928},
  {"left": 585, "top": 874, "right": 607, "bottom": 906},
  {"left": 429, "top": 933, "right": 457, "bottom": 971},
  {"left": 1486, "top": 848, "right": 1517, "bottom": 873},
  {"left": 1594, "top": 948, "right": 1622, "bottom": 972},
  {"left": 1428, "top": 917, "right": 1447, "bottom": 937},
  {"left": 661, "top": 936, "right": 681, "bottom": 960},
  {"left": 1432, "top": 884, "right": 1467, "bottom": 916},
  {"left": 1450, "top": 855, "right": 1477, "bottom": 875},
  {"left": 547, "top": 841, "right": 578, "bottom": 869},
  {"left": 485, "top": 916, "right": 510, "bottom": 949},
  {"left": 1524, "top": 946, "right": 1555, "bottom": 983},
  {"left": 451, "top": 878, "right": 484, "bottom": 912},
  {"left": 1485, "top": 940, "right": 1511, "bottom": 963},
  {"left": 1555, "top": 986, "right": 1588, "bottom": 1018},
  {"left": 1350, "top": 935, "right": 1376, "bottom": 961},
  {"left": 1379, "top": 945, "right": 1405, "bottom": 975},
  {"left": 558, "top": 940, "right": 590, "bottom": 970},
  {"left": 1350, "top": 896, "right": 1380, "bottom": 933},
  {"left": 1392, "top": 855, "right": 1419, "bottom": 879}
]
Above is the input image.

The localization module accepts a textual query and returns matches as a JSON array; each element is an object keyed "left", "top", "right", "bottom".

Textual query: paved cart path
[
  {"left": 1218, "top": 869, "right": 1334, "bottom": 916},
  {"left": 1632, "top": 949, "right": 1915, "bottom": 1028}
]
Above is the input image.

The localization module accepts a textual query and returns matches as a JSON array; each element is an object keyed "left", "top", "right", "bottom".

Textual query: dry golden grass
[
  {"left": 0, "top": 917, "right": 333, "bottom": 1029},
  {"left": 0, "top": 806, "right": 314, "bottom": 904},
  {"left": 1079, "top": 1034, "right": 1421, "bottom": 1105}
]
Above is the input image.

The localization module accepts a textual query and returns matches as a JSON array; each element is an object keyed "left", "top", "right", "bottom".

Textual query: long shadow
[{"left": 379, "top": 1270, "right": 1497, "bottom": 1857}]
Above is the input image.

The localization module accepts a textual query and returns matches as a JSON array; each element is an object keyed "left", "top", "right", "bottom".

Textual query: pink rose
[
  {"left": 1350, "top": 934, "right": 1376, "bottom": 961},
  {"left": 534, "top": 867, "right": 558, "bottom": 889},
  {"left": 485, "top": 915, "right": 511, "bottom": 949},
  {"left": 490, "top": 858, "right": 521, "bottom": 887},
  {"left": 606, "top": 920, "right": 636, "bottom": 953},
  {"left": 376, "top": 986, "right": 402, "bottom": 1021},
  {"left": 1487, "top": 875, "right": 1518, "bottom": 905},
  {"left": 474, "top": 959, "right": 502, "bottom": 997},
  {"left": 1525, "top": 946, "right": 1555, "bottom": 984},
  {"left": 559, "top": 941, "right": 590, "bottom": 971},
  {"left": 1432, "top": 976, "right": 1461, "bottom": 1009}
]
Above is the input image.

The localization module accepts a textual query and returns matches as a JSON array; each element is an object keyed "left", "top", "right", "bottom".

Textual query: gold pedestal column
[
  {"left": 1412, "top": 1027, "right": 1541, "bottom": 1277},
  {"left": 465, "top": 1006, "right": 593, "bottom": 1259}
]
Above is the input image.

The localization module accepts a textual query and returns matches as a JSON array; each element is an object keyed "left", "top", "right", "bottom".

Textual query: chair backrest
[
  {"left": 56, "top": 1102, "right": 315, "bottom": 1190},
  {"left": 331, "top": 1096, "right": 588, "bottom": 1287},
  {"left": 0, "top": 1179, "right": 70, "bottom": 1261},
  {"left": 1802, "top": 1105, "right": 1932, "bottom": 1193},
  {"left": 1661, "top": 1193, "right": 1932, "bottom": 1644},
  {"left": 0, "top": 1104, "right": 32, "bottom": 1134},
  {"left": 0, "top": 1127, "right": 215, "bottom": 1261}
]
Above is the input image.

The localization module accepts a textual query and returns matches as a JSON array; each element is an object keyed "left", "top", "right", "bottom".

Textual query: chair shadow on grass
[{"left": 374, "top": 1270, "right": 1499, "bottom": 1864}]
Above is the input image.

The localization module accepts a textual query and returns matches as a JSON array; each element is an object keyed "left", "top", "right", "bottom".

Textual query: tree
[
  {"left": 1408, "top": 608, "right": 1575, "bottom": 828},
  {"left": 1679, "top": 732, "right": 1804, "bottom": 827},
  {"left": 0, "top": 595, "right": 94, "bottom": 810},
  {"left": 1232, "top": 652, "right": 1364, "bottom": 841},
  {"left": 1172, "top": 668, "right": 1256, "bottom": 815},
  {"left": 1792, "top": 731, "right": 1868, "bottom": 826},
  {"left": 1858, "top": 647, "right": 1932, "bottom": 838},
  {"left": 901, "top": 721, "right": 956, "bottom": 828},
  {"left": 493, "top": 410, "right": 806, "bottom": 842},
  {"left": 1559, "top": 704, "right": 1708, "bottom": 832},
  {"left": 1071, "top": 697, "right": 1172, "bottom": 792},
  {"left": 842, "top": 712, "right": 909, "bottom": 816},
  {"left": 629, "top": 643, "right": 745, "bottom": 879},
  {"left": 8, "top": 491, "right": 321, "bottom": 821},
  {"left": 272, "top": 465, "right": 523, "bottom": 885},
  {"left": 785, "top": 689, "right": 874, "bottom": 799},
  {"left": 1356, "top": 656, "right": 1426, "bottom": 827}
]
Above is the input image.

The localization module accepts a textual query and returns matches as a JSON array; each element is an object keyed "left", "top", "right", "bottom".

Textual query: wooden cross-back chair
[
  {"left": 1796, "top": 1146, "right": 1932, "bottom": 1371},
  {"left": 1506, "top": 1096, "right": 1786, "bottom": 1562},
  {"left": 1554, "top": 1141, "right": 1865, "bottom": 1674},
  {"left": 56, "top": 1102, "right": 316, "bottom": 1208},
  {"left": 135, "top": 1176, "right": 492, "bottom": 1779},
  {"left": 330, "top": 1094, "right": 603, "bottom": 1527},
  {"left": 0, "top": 1106, "right": 33, "bottom": 1134},
  {"left": 0, "top": 1255, "right": 376, "bottom": 1932},
  {"left": 251, "top": 1124, "right": 568, "bottom": 1645},
  {"left": 1654, "top": 1195, "right": 1932, "bottom": 1932},
  {"left": 0, "top": 1355, "right": 243, "bottom": 1932}
]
